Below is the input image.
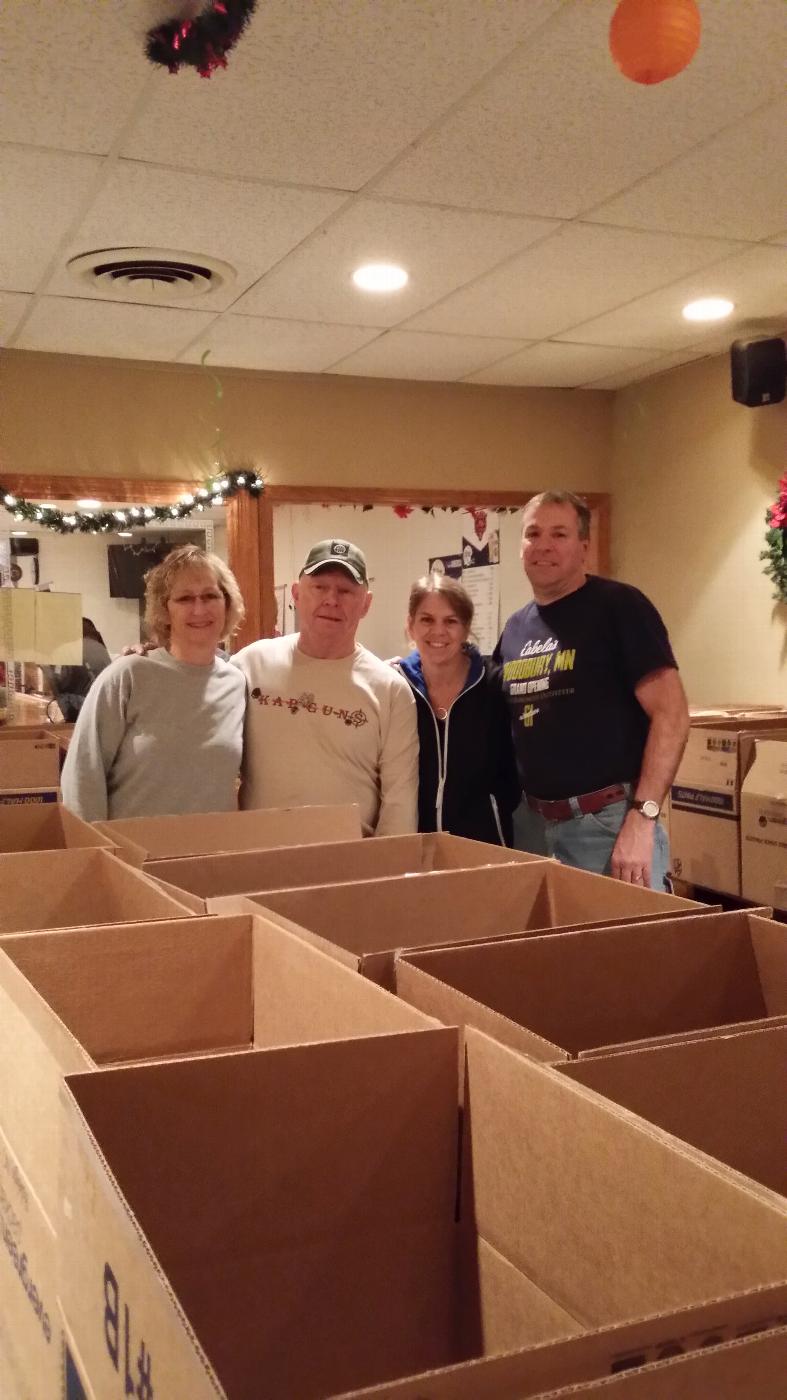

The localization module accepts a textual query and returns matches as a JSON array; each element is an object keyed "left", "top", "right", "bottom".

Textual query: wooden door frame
[{"left": 1, "top": 475, "right": 610, "bottom": 648}]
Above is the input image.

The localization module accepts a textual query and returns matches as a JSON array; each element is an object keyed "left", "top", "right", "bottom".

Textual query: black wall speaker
[{"left": 730, "top": 337, "right": 786, "bottom": 407}]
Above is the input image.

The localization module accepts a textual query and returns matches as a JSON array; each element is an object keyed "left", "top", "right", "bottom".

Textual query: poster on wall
[
  {"left": 428, "top": 553, "right": 463, "bottom": 579},
  {"left": 461, "top": 517, "right": 500, "bottom": 655}
]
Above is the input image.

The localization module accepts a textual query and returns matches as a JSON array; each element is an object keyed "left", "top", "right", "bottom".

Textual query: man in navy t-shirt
[{"left": 495, "top": 491, "right": 689, "bottom": 889}]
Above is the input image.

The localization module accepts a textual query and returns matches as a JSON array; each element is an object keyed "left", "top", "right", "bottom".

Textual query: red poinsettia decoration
[
  {"left": 393, "top": 504, "right": 414, "bottom": 519},
  {"left": 767, "top": 472, "right": 787, "bottom": 529}
]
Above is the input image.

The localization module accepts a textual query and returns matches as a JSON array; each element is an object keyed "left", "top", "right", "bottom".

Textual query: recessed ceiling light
[
  {"left": 77, "top": 498, "right": 102, "bottom": 509},
  {"left": 117, "top": 531, "right": 133, "bottom": 538},
  {"left": 11, "top": 530, "right": 28, "bottom": 536},
  {"left": 352, "top": 262, "right": 409, "bottom": 293},
  {"left": 682, "top": 297, "right": 734, "bottom": 323}
]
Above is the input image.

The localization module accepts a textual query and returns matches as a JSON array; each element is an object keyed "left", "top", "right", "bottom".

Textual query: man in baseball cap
[
  {"left": 300, "top": 538, "right": 368, "bottom": 586},
  {"left": 232, "top": 536, "right": 417, "bottom": 836}
]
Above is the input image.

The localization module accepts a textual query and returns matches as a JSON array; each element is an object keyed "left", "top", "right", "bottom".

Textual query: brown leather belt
[{"left": 526, "top": 784, "right": 629, "bottom": 821}]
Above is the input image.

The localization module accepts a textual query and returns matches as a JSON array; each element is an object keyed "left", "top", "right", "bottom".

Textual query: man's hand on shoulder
[{"left": 120, "top": 643, "right": 155, "bottom": 658}]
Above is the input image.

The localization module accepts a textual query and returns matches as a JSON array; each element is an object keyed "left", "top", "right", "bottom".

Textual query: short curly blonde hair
[{"left": 144, "top": 545, "right": 245, "bottom": 646}]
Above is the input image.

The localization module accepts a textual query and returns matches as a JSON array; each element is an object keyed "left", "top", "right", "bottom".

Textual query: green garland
[
  {"left": 0, "top": 469, "right": 264, "bottom": 534},
  {"left": 761, "top": 472, "right": 787, "bottom": 605}
]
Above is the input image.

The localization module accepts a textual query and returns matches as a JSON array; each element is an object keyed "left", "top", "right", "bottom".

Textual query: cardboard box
[
  {"left": 95, "top": 802, "right": 364, "bottom": 865},
  {"left": 0, "top": 786, "right": 60, "bottom": 807},
  {"left": 669, "top": 720, "right": 787, "bottom": 895},
  {"left": 214, "top": 862, "right": 709, "bottom": 988},
  {"left": 0, "top": 847, "right": 195, "bottom": 935},
  {"left": 0, "top": 913, "right": 436, "bottom": 1234},
  {"left": 148, "top": 832, "right": 542, "bottom": 902},
  {"left": 0, "top": 730, "right": 60, "bottom": 789},
  {"left": 740, "top": 736, "right": 787, "bottom": 908},
  {"left": 557, "top": 1023, "right": 787, "bottom": 1200},
  {"left": 0, "top": 1122, "right": 59, "bottom": 1400},
  {"left": 57, "top": 1030, "right": 787, "bottom": 1400},
  {"left": 395, "top": 909, "right": 786, "bottom": 1066},
  {"left": 336, "top": 1313, "right": 787, "bottom": 1398},
  {"left": 0, "top": 913, "right": 436, "bottom": 1400},
  {"left": 0, "top": 802, "right": 114, "bottom": 854}
]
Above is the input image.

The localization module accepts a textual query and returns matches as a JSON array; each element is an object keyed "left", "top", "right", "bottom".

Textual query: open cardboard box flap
[
  {"left": 210, "top": 862, "right": 708, "bottom": 987},
  {"left": 0, "top": 847, "right": 195, "bottom": 934},
  {"left": 58, "top": 1028, "right": 787, "bottom": 1400},
  {"left": 145, "top": 832, "right": 541, "bottom": 901},
  {"left": 394, "top": 908, "right": 787, "bottom": 1064},
  {"left": 0, "top": 801, "right": 115, "bottom": 854},
  {"left": 95, "top": 802, "right": 363, "bottom": 865},
  {"left": 0, "top": 912, "right": 435, "bottom": 1240},
  {"left": 557, "top": 1022, "right": 787, "bottom": 1200}
]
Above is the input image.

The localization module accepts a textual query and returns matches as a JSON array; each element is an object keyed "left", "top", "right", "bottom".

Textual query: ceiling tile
[
  {"left": 330, "top": 330, "right": 529, "bottom": 381},
  {"left": 408, "top": 224, "right": 743, "bottom": 340},
  {"left": 0, "top": 293, "right": 32, "bottom": 345},
  {"left": 0, "top": 0, "right": 154, "bottom": 154},
  {"left": 378, "top": 0, "right": 787, "bottom": 217},
  {"left": 584, "top": 349, "right": 709, "bottom": 391},
  {"left": 465, "top": 342, "right": 657, "bottom": 388},
  {"left": 554, "top": 245, "right": 787, "bottom": 352},
  {"left": 588, "top": 97, "right": 787, "bottom": 241},
  {"left": 233, "top": 199, "right": 558, "bottom": 326},
  {"left": 0, "top": 149, "right": 104, "bottom": 291},
  {"left": 44, "top": 161, "right": 346, "bottom": 311},
  {"left": 122, "top": 0, "right": 566, "bottom": 189},
  {"left": 15, "top": 297, "right": 214, "bottom": 360},
  {"left": 181, "top": 316, "right": 383, "bottom": 373}
]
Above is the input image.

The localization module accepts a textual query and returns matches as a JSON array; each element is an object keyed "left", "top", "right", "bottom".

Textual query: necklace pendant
[{"left": 436, "top": 706, "right": 448, "bottom": 720}]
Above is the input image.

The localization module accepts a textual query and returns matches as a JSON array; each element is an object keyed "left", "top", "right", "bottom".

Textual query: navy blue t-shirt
[{"left": 494, "top": 575, "right": 677, "bottom": 800}]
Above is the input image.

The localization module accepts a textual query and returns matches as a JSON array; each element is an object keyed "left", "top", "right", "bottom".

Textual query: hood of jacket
[{"left": 398, "top": 643, "right": 484, "bottom": 700}]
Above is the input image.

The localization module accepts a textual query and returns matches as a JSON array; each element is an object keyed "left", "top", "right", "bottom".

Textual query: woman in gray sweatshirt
[{"left": 61, "top": 545, "right": 247, "bottom": 822}]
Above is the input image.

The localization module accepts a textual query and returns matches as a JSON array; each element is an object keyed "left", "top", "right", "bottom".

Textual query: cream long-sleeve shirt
[{"left": 232, "top": 635, "right": 418, "bottom": 835}]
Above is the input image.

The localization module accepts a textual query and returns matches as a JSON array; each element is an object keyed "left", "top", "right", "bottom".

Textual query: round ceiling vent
[{"left": 66, "top": 248, "right": 236, "bottom": 302}]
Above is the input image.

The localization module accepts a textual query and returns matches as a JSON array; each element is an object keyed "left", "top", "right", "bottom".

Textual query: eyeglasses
[{"left": 169, "top": 591, "right": 225, "bottom": 606}]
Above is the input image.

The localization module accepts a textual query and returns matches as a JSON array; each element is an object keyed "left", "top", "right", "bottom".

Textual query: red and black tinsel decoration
[{"left": 146, "top": 0, "right": 258, "bottom": 78}]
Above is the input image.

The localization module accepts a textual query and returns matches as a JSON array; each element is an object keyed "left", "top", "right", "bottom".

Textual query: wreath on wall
[{"left": 761, "top": 473, "right": 787, "bottom": 604}]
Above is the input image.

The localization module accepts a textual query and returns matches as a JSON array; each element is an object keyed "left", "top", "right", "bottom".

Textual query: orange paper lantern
[{"left": 609, "top": 0, "right": 701, "bottom": 85}]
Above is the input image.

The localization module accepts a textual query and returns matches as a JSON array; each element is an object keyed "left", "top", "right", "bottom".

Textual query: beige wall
[
  {"left": 611, "top": 352, "right": 786, "bottom": 706},
  {"left": 1, "top": 350, "right": 611, "bottom": 493}
]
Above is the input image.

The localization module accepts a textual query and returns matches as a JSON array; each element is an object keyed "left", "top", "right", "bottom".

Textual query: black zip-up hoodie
[{"left": 397, "top": 645, "right": 521, "bottom": 846}]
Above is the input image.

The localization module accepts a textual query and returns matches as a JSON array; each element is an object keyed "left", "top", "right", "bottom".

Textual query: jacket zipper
[{"left": 412, "top": 668, "right": 484, "bottom": 833}]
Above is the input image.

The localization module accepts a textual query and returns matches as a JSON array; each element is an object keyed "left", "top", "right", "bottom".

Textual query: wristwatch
[{"left": 631, "top": 798, "right": 660, "bottom": 820}]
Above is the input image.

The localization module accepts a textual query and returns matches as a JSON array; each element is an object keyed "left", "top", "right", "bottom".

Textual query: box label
[
  {"left": 0, "top": 1148, "right": 54, "bottom": 1349},
  {"left": 670, "top": 785, "right": 736, "bottom": 818},
  {"left": 102, "top": 1262, "right": 155, "bottom": 1399}
]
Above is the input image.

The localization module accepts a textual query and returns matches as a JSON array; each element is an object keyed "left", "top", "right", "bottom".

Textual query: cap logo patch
[{"left": 331, "top": 542, "right": 349, "bottom": 556}]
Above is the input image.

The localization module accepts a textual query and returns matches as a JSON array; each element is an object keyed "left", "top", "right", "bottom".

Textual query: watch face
[{"left": 639, "top": 800, "right": 660, "bottom": 820}]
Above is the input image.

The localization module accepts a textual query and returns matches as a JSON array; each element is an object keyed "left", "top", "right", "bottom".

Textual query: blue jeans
[{"left": 513, "top": 796, "right": 671, "bottom": 892}]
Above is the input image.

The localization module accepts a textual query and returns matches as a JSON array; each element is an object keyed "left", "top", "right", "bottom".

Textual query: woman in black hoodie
[{"left": 396, "top": 574, "right": 521, "bottom": 845}]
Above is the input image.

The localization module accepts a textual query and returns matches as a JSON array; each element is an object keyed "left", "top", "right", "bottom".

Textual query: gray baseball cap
[{"left": 300, "top": 539, "right": 368, "bottom": 585}]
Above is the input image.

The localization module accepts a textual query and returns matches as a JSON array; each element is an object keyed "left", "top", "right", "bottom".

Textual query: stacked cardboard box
[
  {"left": 0, "top": 729, "right": 61, "bottom": 805},
  {"left": 669, "top": 713, "right": 787, "bottom": 895},
  {"left": 740, "top": 735, "right": 787, "bottom": 908}
]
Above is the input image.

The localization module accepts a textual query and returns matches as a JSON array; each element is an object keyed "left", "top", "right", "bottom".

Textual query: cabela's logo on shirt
[{"left": 519, "top": 637, "right": 559, "bottom": 657}]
